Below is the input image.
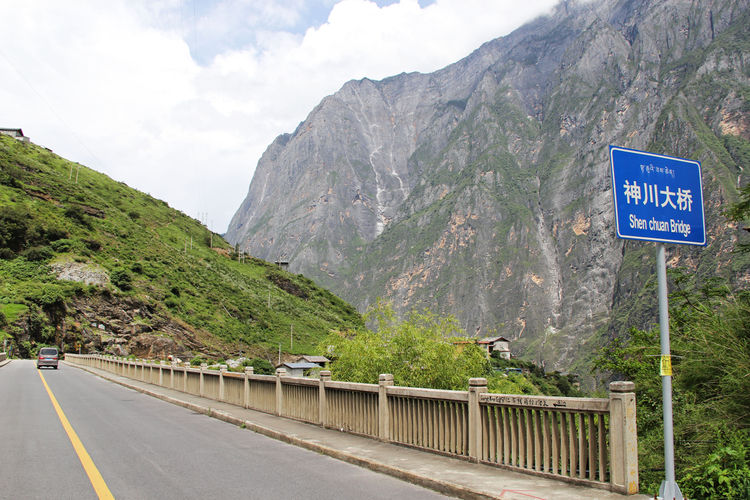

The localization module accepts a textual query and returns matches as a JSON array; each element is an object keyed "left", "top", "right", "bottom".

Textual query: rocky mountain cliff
[{"left": 226, "top": 0, "right": 750, "bottom": 371}]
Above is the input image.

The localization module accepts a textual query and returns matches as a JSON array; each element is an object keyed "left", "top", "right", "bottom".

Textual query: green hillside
[{"left": 0, "top": 135, "right": 363, "bottom": 360}]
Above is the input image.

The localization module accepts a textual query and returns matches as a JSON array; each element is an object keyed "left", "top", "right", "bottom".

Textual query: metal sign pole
[
  {"left": 657, "top": 244, "right": 683, "bottom": 500},
  {"left": 610, "top": 145, "right": 706, "bottom": 498}
]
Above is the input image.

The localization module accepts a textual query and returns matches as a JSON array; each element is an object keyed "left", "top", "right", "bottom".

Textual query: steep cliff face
[{"left": 226, "top": 0, "right": 750, "bottom": 370}]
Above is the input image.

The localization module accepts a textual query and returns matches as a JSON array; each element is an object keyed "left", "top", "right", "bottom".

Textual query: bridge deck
[{"left": 64, "top": 361, "right": 649, "bottom": 500}]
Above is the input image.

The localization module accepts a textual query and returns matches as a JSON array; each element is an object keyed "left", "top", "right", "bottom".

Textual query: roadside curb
[
  {"left": 0, "top": 359, "right": 11, "bottom": 368},
  {"left": 65, "top": 362, "right": 497, "bottom": 500}
]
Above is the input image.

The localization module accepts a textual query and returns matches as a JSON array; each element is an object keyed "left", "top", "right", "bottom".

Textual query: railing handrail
[{"left": 480, "top": 393, "right": 609, "bottom": 413}]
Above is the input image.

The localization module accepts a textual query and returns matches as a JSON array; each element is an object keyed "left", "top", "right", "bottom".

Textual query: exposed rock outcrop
[{"left": 226, "top": 0, "right": 750, "bottom": 370}]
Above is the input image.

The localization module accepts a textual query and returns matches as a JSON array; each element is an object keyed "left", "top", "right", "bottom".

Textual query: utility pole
[{"left": 290, "top": 324, "right": 293, "bottom": 350}]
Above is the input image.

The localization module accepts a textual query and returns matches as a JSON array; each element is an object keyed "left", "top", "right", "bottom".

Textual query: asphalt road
[{"left": 0, "top": 360, "right": 449, "bottom": 499}]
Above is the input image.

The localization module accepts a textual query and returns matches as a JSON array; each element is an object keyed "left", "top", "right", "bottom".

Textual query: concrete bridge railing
[{"left": 65, "top": 354, "right": 638, "bottom": 495}]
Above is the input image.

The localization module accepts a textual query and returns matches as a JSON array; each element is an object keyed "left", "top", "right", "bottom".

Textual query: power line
[{"left": 0, "top": 47, "right": 105, "bottom": 169}]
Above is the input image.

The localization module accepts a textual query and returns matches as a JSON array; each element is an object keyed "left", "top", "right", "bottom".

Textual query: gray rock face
[{"left": 226, "top": 0, "right": 750, "bottom": 371}]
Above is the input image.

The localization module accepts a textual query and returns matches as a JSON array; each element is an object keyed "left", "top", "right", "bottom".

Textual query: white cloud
[{"left": 0, "top": 0, "right": 557, "bottom": 233}]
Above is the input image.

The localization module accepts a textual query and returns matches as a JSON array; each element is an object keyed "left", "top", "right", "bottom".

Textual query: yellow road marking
[{"left": 38, "top": 369, "right": 115, "bottom": 500}]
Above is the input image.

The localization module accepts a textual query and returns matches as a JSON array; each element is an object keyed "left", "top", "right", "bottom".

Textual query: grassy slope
[{"left": 0, "top": 135, "right": 363, "bottom": 358}]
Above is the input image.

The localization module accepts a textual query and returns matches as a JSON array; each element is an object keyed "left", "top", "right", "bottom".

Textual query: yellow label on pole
[{"left": 660, "top": 355, "right": 672, "bottom": 376}]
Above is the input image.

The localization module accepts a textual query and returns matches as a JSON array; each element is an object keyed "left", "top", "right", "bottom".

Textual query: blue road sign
[{"left": 610, "top": 145, "right": 706, "bottom": 245}]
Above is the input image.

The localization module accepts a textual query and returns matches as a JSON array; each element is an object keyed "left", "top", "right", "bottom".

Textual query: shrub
[
  {"left": 51, "top": 239, "right": 76, "bottom": 253},
  {"left": 110, "top": 268, "right": 132, "bottom": 291},
  {"left": 247, "top": 358, "right": 274, "bottom": 375},
  {"left": 190, "top": 355, "right": 207, "bottom": 366},
  {"left": 64, "top": 205, "right": 90, "bottom": 228},
  {"left": 0, "top": 206, "right": 29, "bottom": 251},
  {"left": 682, "top": 433, "right": 750, "bottom": 500},
  {"left": 22, "top": 245, "right": 53, "bottom": 261},
  {"left": 83, "top": 239, "right": 102, "bottom": 252}
]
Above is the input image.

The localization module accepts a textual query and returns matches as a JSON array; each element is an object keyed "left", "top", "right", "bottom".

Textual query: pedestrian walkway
[{"left": 64, "top": 360, "right": 650, "bottom": 500}]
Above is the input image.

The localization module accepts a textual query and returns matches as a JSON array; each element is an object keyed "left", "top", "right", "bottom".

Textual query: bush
[
  {"left": 64, "top": 205, "right": 90, "bottom": 228},
  {"left": 682, "top": 432, "right": 750, "bottom": 500},
  {"left": 83, "top": 239, "right": 101, "bottom": 252},
  {"left": 0, "top": 206, "right": 29, "bottom": 251},
  {"left": 246, "top": 358, "right": 274, "bottom": 375},
  {"left": 22, "top": 245, "right": 53, "bottom": 261},
  {"left": 50, "top": 239, "right": 76, "bottom": 253},
  {"left": 190, "top": 355, "right": 207, "bottom": 366},
  {"left": 110, "top": 268, "right": 132, "bottom": 291}
]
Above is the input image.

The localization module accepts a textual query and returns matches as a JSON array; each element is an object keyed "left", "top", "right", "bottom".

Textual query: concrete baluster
[
  {"left": 200, "top": 363, "right": 207, "bottom": 397},
  {"left": 468, "top": 377, "right": 488, "bottom": 462},
  {"left": 219, "top": 364, "right": 228, "bottom": 401},
  {"left": 609, "top": 381, "right": 638, "bottom": 494},
  {"left": 378, "top": 374, "right": 394, "bottom": 441},
  {"left": 319, "top": 370, "right": 331, "bottom": 427},
  {"left": 275, "top": 368, "right": 286, "bottom": 416},
  {"left": 183, "top": 362, "right": 190, "bottom": 393},
  {"left": 244, "top": 366, "right": 254, "bottom": 408}
]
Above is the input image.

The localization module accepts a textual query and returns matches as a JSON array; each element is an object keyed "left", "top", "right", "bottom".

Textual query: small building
[
  {"left": 274, "top": 261, "right": 289, "bottom": 271},
  {"left": 477, "top": 336, "right": 511, "bottom": 359},
  {"left": 279, "top": 361, "right": 319, "bottom": 377},
  {"left": 296, "top": 355, "right": 330, "bottom": 366},
  {"left": 0, "top": 128, "right": 30, "bottom": 143}
]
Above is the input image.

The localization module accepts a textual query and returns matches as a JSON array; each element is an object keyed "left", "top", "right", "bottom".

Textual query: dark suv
[{"left": 37, "top": 347, "right": 59, "bottom": 369}]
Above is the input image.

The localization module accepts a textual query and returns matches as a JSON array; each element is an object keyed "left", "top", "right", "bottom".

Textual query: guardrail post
[
  {"left": 200, "top": 363, "right": 207, "bottom": 397},
  {"left": 319, "top": 370, "right": 331, "bottom": 426},
  {"left": 244, "top": 367, "right": 254, "bottom": 408},
  {"left": 378, "top": 373, "right": 394, "bottom": 441},
  {"left": 609, "top": 381, "right": 639, "bottom": 494},
  {"left": 159, "top": 360, "right": 165, "bottom": 386},
  {"left": 170, "top": 362, "right": 176, "bottom": 388},
  {"left": 468, "top": 377, "right": 488, "bottom": 462},
  {"left": 219, "top": 365, "right": 228, "bottom": 401},
  {"left": 275, "top": 368, "right": 286, "bottom": 416}
]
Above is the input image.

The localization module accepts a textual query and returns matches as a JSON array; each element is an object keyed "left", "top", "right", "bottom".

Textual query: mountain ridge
[{"left": 226, "top": 0, "right": 750, "bottom": 371}]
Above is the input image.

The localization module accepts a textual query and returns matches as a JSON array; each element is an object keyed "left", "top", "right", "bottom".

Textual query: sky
[{"left": 1, "top": 0, "right": 558, "bottom": 233}]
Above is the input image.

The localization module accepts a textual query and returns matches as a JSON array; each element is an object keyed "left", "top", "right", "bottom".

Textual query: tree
[
  {"left": 320, "top": 300, "right": 489, "bottom": 390},
  {"left": 594, "top": 278, "right": 750, "bottom": 497}
]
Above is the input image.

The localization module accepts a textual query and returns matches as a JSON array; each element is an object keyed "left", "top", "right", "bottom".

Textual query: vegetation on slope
[
  {"left": 321, "top": 300, "right": 581, "bottom": 395},
  {"left": 0, "top": 135, "right": 363, "bottom": 360}
]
